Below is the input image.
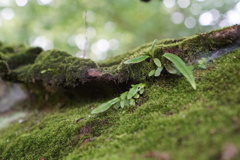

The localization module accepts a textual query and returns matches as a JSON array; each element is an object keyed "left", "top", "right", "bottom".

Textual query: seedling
[
  {"left": 163, "top": 53, "right": 196, "bottom": 90},
  {"left": 91, "top": 83, "right": 146, "bottom": 114},
  {"left": 124, "top": 55, "right": 150, "bottom": 64},
  {"left": 123, "top": 39, "right": 158, "bottom": 65},
  {"left": 124, "top": 39, "right": 164, "bottom": 77},
  {"left": 91, "top": 39, "right": 205, "bottom": 114},
  {"left": 123, "top": 39, "right": 197, "bottom": 90},
  {"left": 197, "top": 58, "right": 207, "bottom": 69},
  {"left": 149, "top": 39, "right": 158, "bottom": 57},
  {"left": 149, "top": 57, "right": 163, "bottom": 77}
]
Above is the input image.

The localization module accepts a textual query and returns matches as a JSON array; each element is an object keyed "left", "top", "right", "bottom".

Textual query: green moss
[
  {"left": 0, "top": 46, "right": 100, "bottom": 88},
  {"left": 1, "top": 26, "right": 239, "bottom": 87},
  {"left": 1, "top": 48, "right": 240, "bottom": 160},
  {"left": 0, "top": 60, "right": 9, "bottom": 76},
  {"left": 4, "top": 47, "right": 43, "bottom": 69},
  {"left": 0, "top": 52, "right": 6, "bottom": 61},
  {"left": 64, "top": 49, "right": 240, "bottom": 160},
  {"left": 0, "top": 101, "right": 119, "bottom": 160},
  {"left": 0, "top": 45, "right": 15, "bottom": 53},
  {"left": 111, "top": 25, "right": 240, "bottom": 83},
  {"left": 0, "top": 43, "right": 25, "bottom": 54},
  {"left": 11, "top": 50, "right": 98, "bottom": 87},
  {"left": 0, "top": 46, "right": 42, "bottom": 80},
  {"left": 110, "top": 25, "right": 236, "bottom": 66},
  {"left": 0, "top": 106, "right": 88, "bottom": 159},
  {"left": 0, "top": 26, "right": 240, "bottom": 159}
]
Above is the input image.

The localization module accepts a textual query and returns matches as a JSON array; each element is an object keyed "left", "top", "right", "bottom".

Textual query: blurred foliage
[{"left": 0, "top": 0, "right": 239, "bottom": 61}]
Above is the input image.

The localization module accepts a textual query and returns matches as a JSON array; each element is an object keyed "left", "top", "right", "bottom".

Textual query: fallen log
[{"left": 0, "top": 25, "right": 239, "bottom": 89}]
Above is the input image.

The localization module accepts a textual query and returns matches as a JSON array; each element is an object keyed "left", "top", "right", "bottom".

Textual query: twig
[{"left": 83, "top": 11, "right": 88, "bottom": 58}]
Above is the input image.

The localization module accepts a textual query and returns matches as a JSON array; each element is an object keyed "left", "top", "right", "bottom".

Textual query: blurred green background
[{"left": 0, "top": 0, "right": 239, "bottom": 61}]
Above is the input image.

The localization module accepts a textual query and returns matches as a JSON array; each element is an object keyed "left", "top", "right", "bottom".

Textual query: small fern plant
[
  {"left": 91, "top": 83, "right": 146, "bottom": 114},
  {"left": 91, "top": 40, "right": 208, "bottom": 114},
  {"left": 124, "top": 39, "right": 197, "bottom": 90}
]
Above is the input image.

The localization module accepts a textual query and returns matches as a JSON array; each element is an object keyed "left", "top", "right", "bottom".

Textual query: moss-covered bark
[
  {"left": 0, "top": 25, "right": 240, "bottom": 160},
  {"left": 0, "top": 25, "right": 240, "bottom": 88}
]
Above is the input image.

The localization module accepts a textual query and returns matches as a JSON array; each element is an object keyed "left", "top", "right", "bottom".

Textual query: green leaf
[
  {"left": 137, "top": 83, "right": 146, "bottom": 89},
  {"left": 150, "top": 39, "right": 158, "bottom": 56},
  {"left": 153, "top": 58, "right": 162, "bottom": 67},
  {"left": 151, "top": 39, "right": 158, "bottom": 48},
  {"left": 154, "top": 67, "right": 163, "bottom": 77},
  {"left": 124, "top": 55, "right": 150, "bottom": 64},
  {"left": 165, "top": 64, "right": 182, "bottom": 75},
  {"left": 40, "top": 70, "right": 47, "bottom": 74},
  {"left": 139, "top": 88, "right": 144, "bottom": 94},
  {"left": 198, "top": 64, "right": 206, "bottom": 69},
  {"left": 163, "top": 53, "right": 196, "bottom": 90},
  {"left": 120, "top": 100, "right": 125, "bottom": 108},
  {"left": 91, "top": 98, "right": 120, "bottom": 114},
  {"left": 127, "top": 83, "right": 146, "bottom": 99},
  {"left": 113, "top": 102, "right": 121, "bottom": 110},
  {"left": 120, "top": 91, "right": 128, "bottom": 100},
  {"left": 130, "top": 98, "right": 135, "bottom": 106},
  {"left": 198, "top": 58, "right": 207, "bottom": 65},
  {"left": 148, "top": 69, "right": 155, "bottom": 77},
  {"left": 124, "top": 100, "right": 130, "bottom": 107},
  {"left": 197, "top": 58, "right": 207, "bottom": 69},
  {"left": 127, "top": 85, "right": 139, "bottom": 99},
  {"left": 134, "top": 94, "right": 140, "bottom": 99},
  {"left": 188, "top": 65, "right": 194, "bottom": 71}
]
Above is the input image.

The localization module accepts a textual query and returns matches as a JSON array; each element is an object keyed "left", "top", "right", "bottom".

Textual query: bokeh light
[
  {"left": 163, "top": 0, "right": 175, "bottom": 8},
  {"left": 74, "top": 34, "right": 86, "bottom": 50},
  {"left": 31, "top": 36, "right": 54, "bottom": 50},
  {"left": 1, "top": 8, "right": 15, "bottom": 20},
  {"left": 15, "top": 0, "right": 28, "bottom": 7},
  {"left": 91, "top": 41, "right": 108, "bottom": 61},
  {"left": 37, "top": 0, "right": 53, "bottom": 5},
  {"left": 226, "top": 10, "right": 240, "bottom": 25},
  {"left": 237, "top": 2, "right": 240, "bottom": 12},
  {"left": 213, "top": 1, "right": 224, "bottom": 8},
  {"left": 184, "top": 16, "right": 196, "bottom": 28},
  {"left": 87, "top": 27, "right": 97, "bottom": 39},
  {"left": 190, "top": 3, "right": 202, "bottom": 15},
  {"left": 97, "top": 39, "right": 110, "bottom": 52},
  {"left": 177, "top": 0, "right": 190, "bottom": 9},
  {"left": 85, "top": 10, "right": 96, "bottom": 23},
  {"left": 219, "top": 19, "right": 229, "bottom": 28},
  {"left": 0, "top": 0, "right": 239, "bottom": 61},
  {"left": 104, "top": 21, "right": 116, "bottom": 32},
  {"left": 210, "top": 9, "right": 220, "bottom": 24},
  {"left": 0, "top": 0, "right": 11, "bottom": 7},
  {"left": 75, "top": 51, "right": 87, "bottom": 59},
  {"left": 199, "top": 11, "right": 213, "bottom": 26},
  {"left": 109, "top": 39, "right": 119, "bottom": 50},
  {"left": 171, "top": 12, "right": 184, "bottom": 24}
]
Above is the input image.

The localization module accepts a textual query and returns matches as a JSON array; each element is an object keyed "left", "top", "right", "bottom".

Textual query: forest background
[{"left": 0, "top": 0, "right": 239, "bottom": 61}]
